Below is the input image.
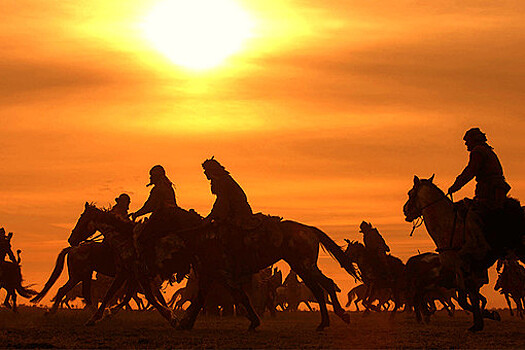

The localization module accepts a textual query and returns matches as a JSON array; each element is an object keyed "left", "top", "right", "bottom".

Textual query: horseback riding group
[{"left": 1, "top": 127, "right": 524, "bottom": 333}]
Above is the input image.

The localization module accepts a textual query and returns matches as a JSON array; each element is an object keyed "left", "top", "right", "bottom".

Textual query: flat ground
[{"left": 0, "top": 307, "right": 523, "bottom": 349}]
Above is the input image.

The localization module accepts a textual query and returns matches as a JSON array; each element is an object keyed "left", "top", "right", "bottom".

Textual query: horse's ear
[
  {"left": 413, "top": 175, "right": 420, "bottom": 185},
  {"left": 344, "top": 238, "right": 350, "bottom": 243},
  {"left": 85, "top": 202, "right": 89, "bottom": 208},
  {"left": 429, "top": 174, "right": 435, "bottom": 182}
]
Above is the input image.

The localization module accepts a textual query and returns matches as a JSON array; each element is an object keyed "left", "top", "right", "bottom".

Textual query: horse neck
[
  {"left": 92, "top": 209, "right": 128, "bottom": 241},
  {"left": 418, "top": 186, "right": 456, "bottom": 249}
]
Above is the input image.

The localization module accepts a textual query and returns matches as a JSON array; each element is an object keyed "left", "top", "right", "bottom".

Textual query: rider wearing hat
[
  {"left": 131, "top": 165, "right": 177, "bottom": 221},
  {"left": 110, "top": 193, "right": 131, "bottom": 221},
  {"left": 447, "top": 128, "right": 511, "bottom": 209},
  {"left": 130, "top": 165, "right": 178, "bottom": 273},
  {"left": 201, "top": 157, "right": 253, "bottom": 228}
]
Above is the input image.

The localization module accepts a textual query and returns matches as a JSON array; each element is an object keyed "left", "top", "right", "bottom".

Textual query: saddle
[
  {"left": 454, "top": 197, "right": 525, "bottom": 254},
  {"left": 242, "top": 213, "right": 284, "bottom": 248}
]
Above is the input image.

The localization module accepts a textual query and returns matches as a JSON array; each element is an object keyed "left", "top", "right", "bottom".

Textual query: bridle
[{"left": 408, "top": 183, "right": 453, "bottom": 236}]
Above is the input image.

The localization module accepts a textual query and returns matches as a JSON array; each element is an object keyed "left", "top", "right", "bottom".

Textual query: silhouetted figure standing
[
  {"left": 0, "top": 228, "right": 16, "bottom": 264},
  {"left": 359, "top": 221, "right": 390, "bottom": 278},
  {"left": 448, "top": 128, "right": 511, "bottom": 209},
  {"left": 110, "top": 193, "right": 131, "bottom": 221}
]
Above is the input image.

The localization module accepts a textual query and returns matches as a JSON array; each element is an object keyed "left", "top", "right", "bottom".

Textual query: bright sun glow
[{"left": 142, "top": 0, "right": 254, "bottom": 71}]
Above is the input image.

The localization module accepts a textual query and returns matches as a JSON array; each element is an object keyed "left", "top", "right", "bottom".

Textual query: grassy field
[{"left": 0, "top": 307, "right": 523, "bottom": 349}]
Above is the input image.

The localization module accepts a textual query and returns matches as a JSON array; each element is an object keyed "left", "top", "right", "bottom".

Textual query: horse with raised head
[
  {"left": 343, "top": 240, "right": 405, "bottom": 317},
  {"left": 69, "top": 202, "right": 359, "bottom": 331},
  {"left": 403, "top": 175, "right": 525, "bottom": 331}
]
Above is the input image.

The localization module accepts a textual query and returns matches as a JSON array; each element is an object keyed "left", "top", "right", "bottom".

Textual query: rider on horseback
[
  {"left": 201, "top": 158, "right": 258, "bottom": 272},
  {"left": 447, "top": 128, "right": 511, "bottom": 209},
  {"left": 110, "top": 193, "right": 131, "bottom": 221},
  {"left": 359, "top": 221, "right": 390, "bottom": 279},
  {"left": 201, "top": 157, "right": 253, "bottom": 228},
  {"left": 447, "top": 128, "right": 523, "bottom": 255},
  {"left": 130, "top": 165, "right": 179, "bottom": 274}
]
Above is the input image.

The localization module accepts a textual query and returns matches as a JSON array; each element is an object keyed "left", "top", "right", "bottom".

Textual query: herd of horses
[{"left": 1, "top": 176, "right": 525, "bottom": 334}]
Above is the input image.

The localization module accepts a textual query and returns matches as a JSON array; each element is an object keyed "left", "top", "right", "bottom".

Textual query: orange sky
[{"left": 1, "top": 0, "right": 525, "bottom": 309}]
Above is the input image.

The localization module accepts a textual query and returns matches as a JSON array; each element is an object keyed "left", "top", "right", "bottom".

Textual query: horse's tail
[
  {"left": 311, "top": 226, "right": 361, "bottom": 281},
  {"left": 31, "top": 247, "right": 74, "bottom": 303},
  {"left": 17, "top": 282, "right": 38, "bottom": 299}
]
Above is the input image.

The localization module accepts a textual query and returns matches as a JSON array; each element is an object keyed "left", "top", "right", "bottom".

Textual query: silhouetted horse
[
  {"left": 65, "top": 204, "right": 175, "bottom": 326},
  {"left": 69, "top": 203, "right": 358, "bottom": 331},
  {"left": 31, "top": 241, "right": 116, "bottom": 312},
  {"left": 403, "top": 175, "right": 522, "bottom": 331},
  {"left": 343, "top": 240, "right": 405, "bottom": 317},
  {"left": 346, "top": 284, "right": 392, "bottom": 312},
  {"left": 405, "top": 252, "right": 460, "bottom": 323},
  {"left": 0, "top": 250, "right": 37, "bottom": 311}
]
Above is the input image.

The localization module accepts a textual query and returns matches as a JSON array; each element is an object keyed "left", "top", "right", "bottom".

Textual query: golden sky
[{"left": 1, "top": 0, "right": 525, "bottom": 308}]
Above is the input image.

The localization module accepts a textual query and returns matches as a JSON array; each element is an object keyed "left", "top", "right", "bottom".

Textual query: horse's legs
[
  {"left": 178, "top": 277, "right": 211, "bottom": 330},
  {"left": 152, "top": 287, "right": 168, "bottom": 308},
  {"left": 292, "top": 267, "right": 331, "bottom": 331},
  {"left": 354, "top": 299, "right": 360, "bottom": 312},
  {"left": 307, "top": 266, "right": 350, "bottom": 324},
  {"left": 223, "top": 284, "right": 261, "bottom": 331},
  {"left": 82, "top": 278, "right": 92, "bottom": 308},
  {"left": 467, "top": 291, "right": 484, "bottom": 332},
  {"left": 85, "top": 273, "right": 127, "bottom": 326},
  {"left": 48, "top": 278, "right": 81, "bottom": 315},
  {"left": 3, "top": 292, "right": 11, "bottom": 309},
  {"left": 505, "top": 294, "right": 514, "bottom": 316},
  {"left": 136, "top": 276, "right": 175, "bottom": 326},
  {"left": 10, "top": 290, "right": 17, "bottom": 313},
  {"left": 108, "top": 280, "right": 136, "bottom": 315},
  {"left": 301, "top": 301, "right": 314, "bottom": 312}
]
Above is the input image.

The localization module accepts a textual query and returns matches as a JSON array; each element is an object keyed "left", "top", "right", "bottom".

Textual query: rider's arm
[
  {"left": 6, "top": 247, "right": 16, "bottom": 263},
  {"left": 134, "top": 187, "right": 160, "bottom": 217},
  {"left": 449, "top": 149, "right": 484, "bottom": 193}
]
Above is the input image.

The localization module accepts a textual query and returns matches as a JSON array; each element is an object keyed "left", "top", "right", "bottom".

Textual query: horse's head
[
  {"left": 69, "top": 202, "right": 100, "bottom": 247},
  {"left": 343, "top": 239, "right": 365, "bottom": 262},
  {"left": 403, "top": 175, "right": 439, "bottom": 222}
]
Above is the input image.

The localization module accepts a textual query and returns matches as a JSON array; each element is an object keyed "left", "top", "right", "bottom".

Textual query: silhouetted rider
[
  {"left": 110, "top": 193, "right": 131, "bottom": 221},
  {"left": 359, "top": 221, "right": 390, "bottom": 278},
  {"left": 447, "top": 128, "right": 511, "bottom": 209},
  {"left": 131, "top": 165, "right": 178, "bottom": 273},
  {"left": 0, "top": 228, "right": 17, "bottom": 264},
  {"left": 131, "top": 165, "right": 177, "bottom": 221},
  {"left": 201, "top": 157, "right": 253, "bottom": 228}
]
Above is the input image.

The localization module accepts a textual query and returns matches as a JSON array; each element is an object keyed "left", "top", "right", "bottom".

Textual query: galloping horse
[
  {"left": 68, "top": 203, "right": 178, "bottom": 326},
  {"left": 69, "top": 203, "right": 359, "bottom": 331},
  {"left": 403, "top": 175, "right": 525, "bottom": 331},
  {"left": 31, "top": 241, "right": 116, "bottom": 313},
  {"left": 343, "top": 240, "right": 405, "bottom": 317}
]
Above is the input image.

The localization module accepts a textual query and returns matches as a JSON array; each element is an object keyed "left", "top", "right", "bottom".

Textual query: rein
[{"left": 409, "top": 192, "right": 453, "bottom": 237}]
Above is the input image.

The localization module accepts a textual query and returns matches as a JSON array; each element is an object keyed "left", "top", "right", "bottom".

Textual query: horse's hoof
[
  {"left": 85, "top": 319, "right": 96, "bottom": 327},
  {"left": 340, "top": 312, "right": 350, "bottom": 324},
  {"left": 316, "top": 324, "right": 327, "bottom": 332},
  {"left": 169, "top": 317, "right": 178, "bottom": 328},
  {"left": 467, "top": 324, "right": 483, "bottom": 333},
  {"left": 492, "top": 311, "right": 501, "bottom": 321}
]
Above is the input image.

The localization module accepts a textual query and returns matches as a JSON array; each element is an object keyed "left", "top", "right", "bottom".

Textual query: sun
[{"left": 142, "top": 0, "right": 254, "bottom": 71}]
